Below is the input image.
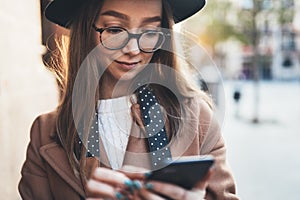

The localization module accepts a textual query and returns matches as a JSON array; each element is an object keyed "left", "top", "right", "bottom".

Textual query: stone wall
[{"left": 0, "top": 0, "right": 58, "bottom": 199}]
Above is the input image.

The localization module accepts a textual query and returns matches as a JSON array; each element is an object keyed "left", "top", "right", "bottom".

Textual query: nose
[{"left": 122, "top": 37, "right": 141, "bottom": 55}]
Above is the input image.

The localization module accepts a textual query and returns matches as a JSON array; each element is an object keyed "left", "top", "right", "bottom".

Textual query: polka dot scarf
[{"left": 82, "top": 85, "right": 172, "bottom": 169}]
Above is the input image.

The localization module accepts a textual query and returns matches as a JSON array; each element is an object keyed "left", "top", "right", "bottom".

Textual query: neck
[{"left": 99, "top": 75, "right": 133, "bottom": 99}]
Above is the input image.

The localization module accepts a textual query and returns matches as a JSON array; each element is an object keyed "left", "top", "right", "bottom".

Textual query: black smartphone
[{"left": 146, "top": 155, "right": 214, "bottom": 190}]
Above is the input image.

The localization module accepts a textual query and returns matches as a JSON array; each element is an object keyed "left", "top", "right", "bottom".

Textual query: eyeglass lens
[{"left": 100, "top": 27, "right": 165, "bottom": 52}]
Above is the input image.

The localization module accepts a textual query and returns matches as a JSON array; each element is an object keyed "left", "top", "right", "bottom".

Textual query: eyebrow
[
  {"left": 101, "top": 10, "right": 128, "bottom": 20},
  {"left": 100, "top": 10, "right": 162, "bottom": 24}
]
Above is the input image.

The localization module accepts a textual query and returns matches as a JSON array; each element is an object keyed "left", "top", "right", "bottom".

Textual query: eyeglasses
[{"left": 93, "top": 24, "right": 169, "bottom": 53}]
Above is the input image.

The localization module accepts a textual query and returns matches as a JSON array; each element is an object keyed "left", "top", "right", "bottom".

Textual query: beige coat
[{"left": 19, "top": 97, "right": 239, "bottom": 200}]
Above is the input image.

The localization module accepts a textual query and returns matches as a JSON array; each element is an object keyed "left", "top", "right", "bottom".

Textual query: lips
[{"left": 115, "top": 60, "right": 140, "bottom": 70}]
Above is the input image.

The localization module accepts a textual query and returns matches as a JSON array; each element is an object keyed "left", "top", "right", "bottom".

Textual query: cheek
[
  {"left": 143, "top": 53, "right": 154, "bottom": 64},
  {"left": 95, "top": 49, "right": 112, "bottom": 71}
]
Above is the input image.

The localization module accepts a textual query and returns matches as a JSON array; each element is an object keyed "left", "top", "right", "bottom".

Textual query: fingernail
[
  {"left": 133, "top": 180, "right": 142, "bottom": 190},
  {"left": 124, "top": 179, "right": 134, "bottom": 187},
  {"left": 115, "top": 192, "right": 124, "bottom": 200},
  {"left": 130, "top": 95, "right": 137, "bottom": 104},
  {"left": 145, "top": 183, "right": 154, "bottom": 190},
  {"left": 124, "top": 180, "right": 135, "bottom": 194},
  {"left": 144, "top": 172, "right": 152, "bottom": 178}
]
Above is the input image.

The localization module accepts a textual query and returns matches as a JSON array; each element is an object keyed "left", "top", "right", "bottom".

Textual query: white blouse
[{"left": 97, "top": 96, "right": 133, "bottom": 170}]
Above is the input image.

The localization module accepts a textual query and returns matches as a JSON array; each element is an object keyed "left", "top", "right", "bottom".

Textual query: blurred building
[
  {"left": 181, "top": 0, "right": 300, "bottom": 81},
  {"left": 240, "top": 0, "right": 300, "bottom": 80}
]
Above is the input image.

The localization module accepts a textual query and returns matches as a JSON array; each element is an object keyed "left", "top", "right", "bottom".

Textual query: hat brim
[
  {"left": 168, "top": 0, "right": 206, "bottom": 23},
  {"left": 45, "top": 0, "right": 206, "bottom": 28}
]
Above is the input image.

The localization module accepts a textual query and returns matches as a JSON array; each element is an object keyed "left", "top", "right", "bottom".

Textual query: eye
[
  {"left": 143, "top": 31, "right": 161, "bottom": 38},
  {"left": 105, "top": 27, "right": 125, "bottom": 34}
]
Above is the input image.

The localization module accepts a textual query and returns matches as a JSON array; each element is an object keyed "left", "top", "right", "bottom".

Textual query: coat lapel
[{"left": 39, "top": 142, "right": 85, "bottom": 197}]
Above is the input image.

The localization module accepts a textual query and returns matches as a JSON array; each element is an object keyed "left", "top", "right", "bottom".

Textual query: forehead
[{"left": 99, "top": 0, "right": 162, "bottom": 20}]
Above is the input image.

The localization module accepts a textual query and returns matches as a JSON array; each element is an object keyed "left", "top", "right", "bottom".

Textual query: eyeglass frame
[{"left": 92, "top": 24, "right": 170, "bottom": 53}]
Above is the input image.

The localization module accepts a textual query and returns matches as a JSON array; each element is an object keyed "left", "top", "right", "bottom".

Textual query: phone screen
[{"left": 146, "top": 155, "right": 214, "bottom": 189}]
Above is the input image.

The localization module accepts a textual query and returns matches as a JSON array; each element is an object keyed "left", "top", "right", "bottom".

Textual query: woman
[{"left": 19, "top": 0, "right": 239, "bottom": 199}]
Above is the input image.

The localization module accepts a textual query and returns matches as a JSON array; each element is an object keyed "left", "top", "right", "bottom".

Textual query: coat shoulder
[
  {"left": 183, "top": 95, "right": 222, "bottom": 152},
  {"left": 182, "top": 94, "right": 214, "bottom": 121},
  {"left": 30, "top": 110, "right": 58, "bottom": 146}
]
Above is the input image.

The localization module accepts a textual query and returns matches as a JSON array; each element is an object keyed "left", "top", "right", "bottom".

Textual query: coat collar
[{"left": 39, "top": 142, "right": 85, "bottom": 197}]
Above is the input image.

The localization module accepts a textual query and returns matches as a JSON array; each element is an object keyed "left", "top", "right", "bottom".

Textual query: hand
[
  {"left": 135, "top": 169, "right": 212, "bottom": 200},
  {"left": 86, "top": 167, "right": 133, "bottom": 200},
  {"left": 86, "top": 166, "right": 212, "bottom": 200}
]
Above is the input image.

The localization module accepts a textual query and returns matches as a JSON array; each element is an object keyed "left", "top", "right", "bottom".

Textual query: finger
[
  {"left": 119, "top": 165, "right": 149, "bottom": 180},
  {"left": 177, "top": 189, "right": 206, "bottom": 200},
  {"left": 130, "top": 104, "right": 146, "bottom": 132},
  {"left": 131, "top": 104, "right": 142, "bottom": 124},
  {"left": 87, "top": 179, "right": 130, "bottom": 199},
  {"left": 144, "top": 181, "right": 187, "bottom": 200},
  {"left": 137, "top": 188, "right": 165, "bottom": 200},
  {"left": 145, "top": 181, "right": 206, "bottom": 200},
  {"left": 91, "top": 167, "right": 130, "bottom": 186},
  {"left": 86, "top": 179, "right": 116, "bottom": 198},
  {"left": 130, "top": 95, "right": 138, "bottom": 104},
  {"left": 190, "top": 188, "right": 206, "bottom": 199}
]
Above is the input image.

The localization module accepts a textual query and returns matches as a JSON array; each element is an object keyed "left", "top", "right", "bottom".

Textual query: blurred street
[{"left": 222, "top": 80, "right": 300, "bottom": 200}]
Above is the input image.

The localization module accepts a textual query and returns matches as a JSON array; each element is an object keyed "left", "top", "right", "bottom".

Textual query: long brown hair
[{"left": 49, "top": 0, "right": 212, "bottom": 183}]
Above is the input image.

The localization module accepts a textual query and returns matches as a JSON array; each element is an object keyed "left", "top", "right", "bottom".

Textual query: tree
[
  {"left": 181, "top": 0, "right": 295, "bottom": 123},
  {"left": 182, "top": 0, "right": 248, "bottom": 58}
]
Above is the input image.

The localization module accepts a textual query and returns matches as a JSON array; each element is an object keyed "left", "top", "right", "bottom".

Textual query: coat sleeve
[
  {"left": 18, "top": 116, "right": 54, "bottom": 200},
  {"left": 198, "top": 100, "right": 239, "bottom": 200}
]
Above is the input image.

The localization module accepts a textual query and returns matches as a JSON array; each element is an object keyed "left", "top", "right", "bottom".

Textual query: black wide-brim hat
[{"left": 45, "top": 0, "right": 206, "bottom": 28}]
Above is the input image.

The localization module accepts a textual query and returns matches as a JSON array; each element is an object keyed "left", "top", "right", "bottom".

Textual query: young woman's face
[{"left": 94, "top": 0, "right": 163, "bottom": 82}]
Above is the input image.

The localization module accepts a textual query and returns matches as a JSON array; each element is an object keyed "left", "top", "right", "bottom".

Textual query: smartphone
[{"left": 146, "top": 155, "right": 214, "bottom": 190}]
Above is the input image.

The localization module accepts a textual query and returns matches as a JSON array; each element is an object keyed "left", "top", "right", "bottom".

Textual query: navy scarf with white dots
[
  {"left": 137, "top": 85, "right": 172, "bottom": 169},
  {"left": 82, "top": 85, "right": 172, "bottom": 169}
]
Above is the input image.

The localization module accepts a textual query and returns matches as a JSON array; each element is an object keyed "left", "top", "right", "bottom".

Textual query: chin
[{"left": 118, "top": 71, "right": 140, "bottom": 81}]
